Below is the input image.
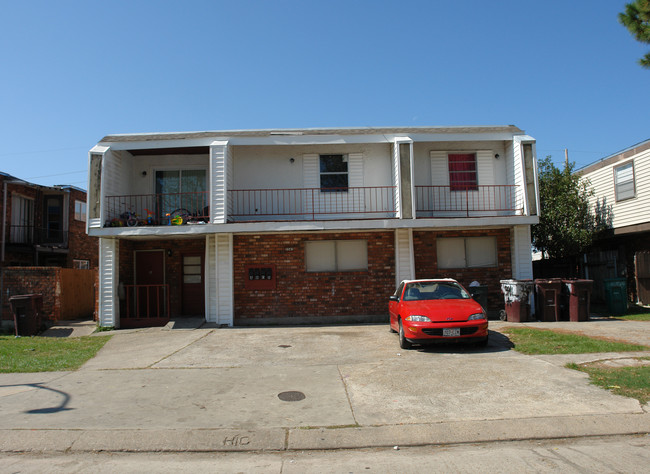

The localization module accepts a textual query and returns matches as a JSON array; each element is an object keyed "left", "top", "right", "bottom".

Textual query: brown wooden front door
[{"left": 182, "top": 254, "right": 205, "bottom": 316}]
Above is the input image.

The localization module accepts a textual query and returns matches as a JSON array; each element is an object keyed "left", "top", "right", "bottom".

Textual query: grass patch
[
  {"left": 503, "top": 327, "right": 648, "bottom": 355},
  {"left": 615, "top": 313, "right": 650, "bottom": 321},
  {"left": 567, "top": 362, "right": 650, "bottom": 405},
  {"left": 0, "top": 335, "right": 111, "bottom": 373}
]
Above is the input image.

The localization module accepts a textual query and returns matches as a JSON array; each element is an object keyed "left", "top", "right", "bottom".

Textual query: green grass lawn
[
  {"left": 567, "top": 361, "right": 650, "bottom": 405},
  {"left": 0, "top": 335, "right": 111, "bottom": 373},
  {"left": 503, "top": 327, "right": 648, "bottom": 355}
]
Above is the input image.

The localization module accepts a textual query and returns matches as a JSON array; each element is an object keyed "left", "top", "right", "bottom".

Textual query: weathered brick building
[
  {"left": 87, "top": 126, "right": 540, "bottom": 328},
  {"left": 1, "top": 172, "right": 98, "bottom": 324}
]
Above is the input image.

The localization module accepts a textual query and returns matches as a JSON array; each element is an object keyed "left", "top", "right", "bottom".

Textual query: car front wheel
[{"left": 398, "top": 320, "right": 412, "bottom": 350}]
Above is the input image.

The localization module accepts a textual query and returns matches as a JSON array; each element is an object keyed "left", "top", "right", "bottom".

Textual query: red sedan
[{"left": 389, "top": 279, "right": 488, "bottom": 349}]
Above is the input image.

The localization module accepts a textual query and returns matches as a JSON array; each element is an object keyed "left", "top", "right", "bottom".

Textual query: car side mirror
[{"left": 389, "top": 295, "right": 399, "bottom": 302}]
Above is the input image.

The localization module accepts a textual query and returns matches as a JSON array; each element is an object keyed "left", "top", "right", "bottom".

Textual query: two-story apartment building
[
  {"left": 1, "top": 172, "right": 98, "bottom": 325},
  {"left": 578, "top": 138, "right": 650, "bottom": 305},
  {"left": 88, "top": 126, "right": 539, "bottom": 328}
]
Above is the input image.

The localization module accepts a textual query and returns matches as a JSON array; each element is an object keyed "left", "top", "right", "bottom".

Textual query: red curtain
[{"left": 448, "top": 154, "right": 477, "bottom": 191}]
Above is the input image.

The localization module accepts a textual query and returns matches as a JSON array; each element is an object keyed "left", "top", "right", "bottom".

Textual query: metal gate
[{"left": 635, "top": 251, "right": 650, "bottom": 305}]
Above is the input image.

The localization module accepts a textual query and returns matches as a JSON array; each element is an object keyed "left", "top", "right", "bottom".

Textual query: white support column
[
  {"left": 98, "top": 238, "right": 119, "bottom": 327},
  {"left": 511, "top": 225, "right": 534, "bottom": 279},
  {"left": 210, "top": 141, "right": 229, "bottom": 224},
  {"left": 395, "top": 228, "right": 415, "bottom": 286},
  {"left": 205, "top": 233, "right": 234, "bottom": 325}
]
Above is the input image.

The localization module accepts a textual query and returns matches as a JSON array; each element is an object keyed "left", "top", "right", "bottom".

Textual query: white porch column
[
  {"left": 98, "top": 238, "right": 119, "bottom": 327},
  {"left": 209, "top": 141, "right": 230, "bottom": 224},
  {"left": 395, "top": 228, "right": 415, "bottom": 286},
  {"left": 205, "top": 233, "right": 234, "bottom": 326},
  {"left": 511, "top": 225, "right": 534, "bottom": 279}
]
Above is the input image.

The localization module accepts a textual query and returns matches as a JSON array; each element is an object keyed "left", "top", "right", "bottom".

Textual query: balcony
[
  {"left": 415, "top": 185, "right": 523, "bottom": 217},
  {"left": 228, "top": 186, "right": 397, "bottom": 221},
  {"left": 8, "top": 226, "right": 68, "bottom": 246},
  {"left": 105, "top": 192, "right": 209, "bottom": 227},
  {"left": 101, "top": 184, "right": 523, "bottom": 228}
]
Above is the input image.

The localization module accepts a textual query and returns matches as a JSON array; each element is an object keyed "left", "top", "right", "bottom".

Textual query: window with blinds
[{"left": 614, "top": 161, "right": 635, "bottom": 202}]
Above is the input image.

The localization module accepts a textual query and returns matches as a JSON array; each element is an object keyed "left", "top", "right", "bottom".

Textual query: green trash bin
[{"left": 603, "top": 278, "right": 627, "bottom": 315}]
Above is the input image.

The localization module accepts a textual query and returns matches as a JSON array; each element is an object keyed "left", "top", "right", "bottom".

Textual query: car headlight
[
  {"left": 405, "top": 315, "right": 432, "bottom": 322},
  {"left": 468, "top": 313, "right": 486, "bottom": 320}
]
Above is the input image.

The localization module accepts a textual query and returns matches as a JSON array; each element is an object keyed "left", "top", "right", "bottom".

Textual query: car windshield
[{"left": 402, "top": 282, "right": 470, "bottom": 301}]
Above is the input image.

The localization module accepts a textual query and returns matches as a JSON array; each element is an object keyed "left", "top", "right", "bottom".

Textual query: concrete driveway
[{"left": 0, "top": 320, "right": 649, "bottom": 452}]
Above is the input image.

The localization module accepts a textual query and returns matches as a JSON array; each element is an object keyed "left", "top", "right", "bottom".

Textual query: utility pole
[{"left": 565, "top": 148, "right": 569, "bottom": 167}]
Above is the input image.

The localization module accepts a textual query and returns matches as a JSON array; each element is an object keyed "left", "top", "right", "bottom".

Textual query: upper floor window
[
  {"left": 10, "top": 195, "right": 34, "bottom": 243},
  {"left": 155, "top": 169, "right": 207, "bottom": 217},
  {"left": 75, "top": 200, "right": 87, "bottom": 221},
  {"left": 614, "top": 161, "right": 635, "bottom": 202},
  {"left": 320, "top": 154, "right": 348, "bottom": 192},
  {"left": 448, "top": 153, "right": 477, "bottom": 191}
]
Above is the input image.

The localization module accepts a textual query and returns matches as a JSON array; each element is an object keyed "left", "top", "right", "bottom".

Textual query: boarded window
[
  {"left": 614, "top": 161, "right": 635, "bottom": 202},
  {"left": 305, "top": 240, "right": 368, "bottom": 272},
  {"left": 437, "top": 237, "right": 497, "bottom": 269}
]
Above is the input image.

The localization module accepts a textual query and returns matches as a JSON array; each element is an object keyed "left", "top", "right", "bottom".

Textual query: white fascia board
[
  {"left": 514, "top": 134, "right": 536, "bottom": 143},
  {"left": 90, "top": 145, "right": 110, "bottom": 154},
  {"left": 393, "top": 136, "right": 413, "bottom": 143},
  {"left": 210, "top": 140, "right": 229, "bottom": 147},
  {"left": 405, "top": 132, "right": 519, "bottom": 142},
  {"left": 103, "top": 138, "right": 217, "bottom": 151},
  {"left": 89, "top": 215, "right": 539, "bottom": 238},
  {"left": 227, "top": 134, "right": 392, "bottom": 146}
]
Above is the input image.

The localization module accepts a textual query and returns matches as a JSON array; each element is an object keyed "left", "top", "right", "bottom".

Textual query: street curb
[{"left": 1, "top": 413, "right": 648, "bottom": 453}]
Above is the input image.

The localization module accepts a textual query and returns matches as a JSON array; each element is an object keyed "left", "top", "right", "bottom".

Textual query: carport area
[{"left": 0, "top": 322, "right": 648, "bottom": 452}]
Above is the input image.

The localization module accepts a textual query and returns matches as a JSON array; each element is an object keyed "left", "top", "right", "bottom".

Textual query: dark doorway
[
  {"left": 182, "top": 254, "right": 205, "bottom": 316},
  {"left": 129, "top": 250, "right": 168, "bottom": 327}
]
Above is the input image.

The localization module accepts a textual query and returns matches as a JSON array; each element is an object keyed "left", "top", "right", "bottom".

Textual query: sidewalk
[{"left": 0, "top": 321, "right": 648, "bottom": 453}]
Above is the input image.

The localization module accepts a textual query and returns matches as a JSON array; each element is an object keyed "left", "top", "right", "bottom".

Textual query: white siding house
[
  {"left": 87, "top": 126, "right": 540, "bottom": 328},
  {"left": 578, "top": 138, "right": 650, "bottom": 304}
]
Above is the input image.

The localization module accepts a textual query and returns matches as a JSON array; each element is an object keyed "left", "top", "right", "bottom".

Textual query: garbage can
[
  {"left": 603, "top": 278, "right": 627, "bottom": 315},
  {"left": 563, "top": 280, "right": 593, "bottom": 322},
  {"left": 534, "top": 279, "right": 563, "bottom": 322},
  {"left": 500, "top": 280, "right": 533, "bottom": 322},
  {"left": 9, "top": 294, "right": 43, "bottom": 337},
  {"left": 469, "top": 285, "right": 488, "bottom": 314}
]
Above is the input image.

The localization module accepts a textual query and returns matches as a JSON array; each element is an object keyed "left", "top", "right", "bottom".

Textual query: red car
[{"left": 389, "top": 279, "right": 488, "bottom": 349}]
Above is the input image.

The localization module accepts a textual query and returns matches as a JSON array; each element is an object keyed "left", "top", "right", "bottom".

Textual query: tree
[
  {"left": 619, "top": 0, "right": 650, "bottom": 69},
  {"left": 532, "top": 156, "right": 596, "bottom": 260}
]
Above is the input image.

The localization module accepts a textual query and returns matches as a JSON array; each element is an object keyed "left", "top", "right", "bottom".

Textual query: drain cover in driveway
[{"left": 278, "top": 391, "right": 306, "bottom": 402}]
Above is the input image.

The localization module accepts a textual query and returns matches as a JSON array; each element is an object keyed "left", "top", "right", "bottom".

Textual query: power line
[
  {"left": 25, "top": 170, "right": 87, "bottom": 179},
  {"left": 0, "top": 146, "right": 89, "bottom": 157}
]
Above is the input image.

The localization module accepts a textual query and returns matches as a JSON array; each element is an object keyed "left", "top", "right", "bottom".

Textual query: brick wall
[
  {"left": 233, "top": 231, "right": 395, "bottom": 321},
  {"left": 1, "top": 267, "right": 61, "bottom": 321},
  {"left": 67, "top": 188, "right": 99, "bottom": 269},
  {"left": 413, "top": 229, "right": 512, "bottom": 315}
]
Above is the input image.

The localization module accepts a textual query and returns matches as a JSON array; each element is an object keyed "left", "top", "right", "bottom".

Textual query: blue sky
[{"left": 1, "top": 0, "right": 648, "bottom": 188}]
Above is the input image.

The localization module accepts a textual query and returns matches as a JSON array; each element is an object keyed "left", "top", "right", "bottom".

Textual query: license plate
[{"left": 443, "top": 328, "right": 461, "bottom": 337}]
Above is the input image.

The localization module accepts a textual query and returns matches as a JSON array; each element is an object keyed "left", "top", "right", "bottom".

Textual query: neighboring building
[
  {"left": 578, "top": 139, "right": 650, "bottom": 305},
  {"left": 1, "top": 173, "right": 99, "bottom": 325},
  {"left": 87, "top": 126, "right": 540, "bottom": 328}
]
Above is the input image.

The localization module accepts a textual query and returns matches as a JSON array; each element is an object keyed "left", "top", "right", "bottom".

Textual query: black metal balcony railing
[
  {"left": 8, "top": 226, "right": 68, "bottom": 246},
  {"left": 415, "top": 185, "right": 523, "bottom": 217},
  {"left": 102, "top": 185, "right": 523, "bottom": 227},
  {"left": 228, "top": 186, "right": 397, "bottom": 221},
  {"left": 105, "top": 192, "right": 209, "bottom": 226}
]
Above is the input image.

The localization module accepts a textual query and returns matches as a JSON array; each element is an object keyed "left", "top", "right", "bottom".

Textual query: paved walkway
[{"left": 1, "top": 319, "right": 648, "bottom": 453}]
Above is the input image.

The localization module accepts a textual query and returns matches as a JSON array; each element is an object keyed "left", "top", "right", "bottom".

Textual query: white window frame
[
  {"left": 74, "top": 200, "right": 87, "bottom": 221},
  {"left": 73, "top": 259, "right": 90, "bottom": 269},
  {"left": 305, "top": 240, "right": 368, "bottom": 272},
  {"left": 614, "top": 161, "right": 635, "bottom": 202}
]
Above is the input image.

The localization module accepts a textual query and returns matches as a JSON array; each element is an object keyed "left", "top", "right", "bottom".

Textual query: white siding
[
  {"left": 392, "top": 143, "right": 402, "bottom": 218},
  {"left": 98, "top": 238, "right": 119, "bottom": 327},
  {"left": 477, "top": 150, "right": 495, "bottom": 185},
  {"left": 216, "top": 233, "right": 234, "bottom": 326},
  {"left": 204, "top": 235, "right": 217, "bottom": 323},
  {"left": 582, "top": 147, "right": 650, "bottom": 230},
  {"left": 210, "top": 141, "right": 228, "bottom": 223},
  {"left": 395, "top": 228, "right": 414, "bottom": 286},
  {"left": 511, "top": 225, "right": 533, "bottom": 279}
]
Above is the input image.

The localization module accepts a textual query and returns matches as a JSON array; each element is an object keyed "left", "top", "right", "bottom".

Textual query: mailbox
[{"left": 245, "top": 265, "right": 276, "bottom": 290}]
